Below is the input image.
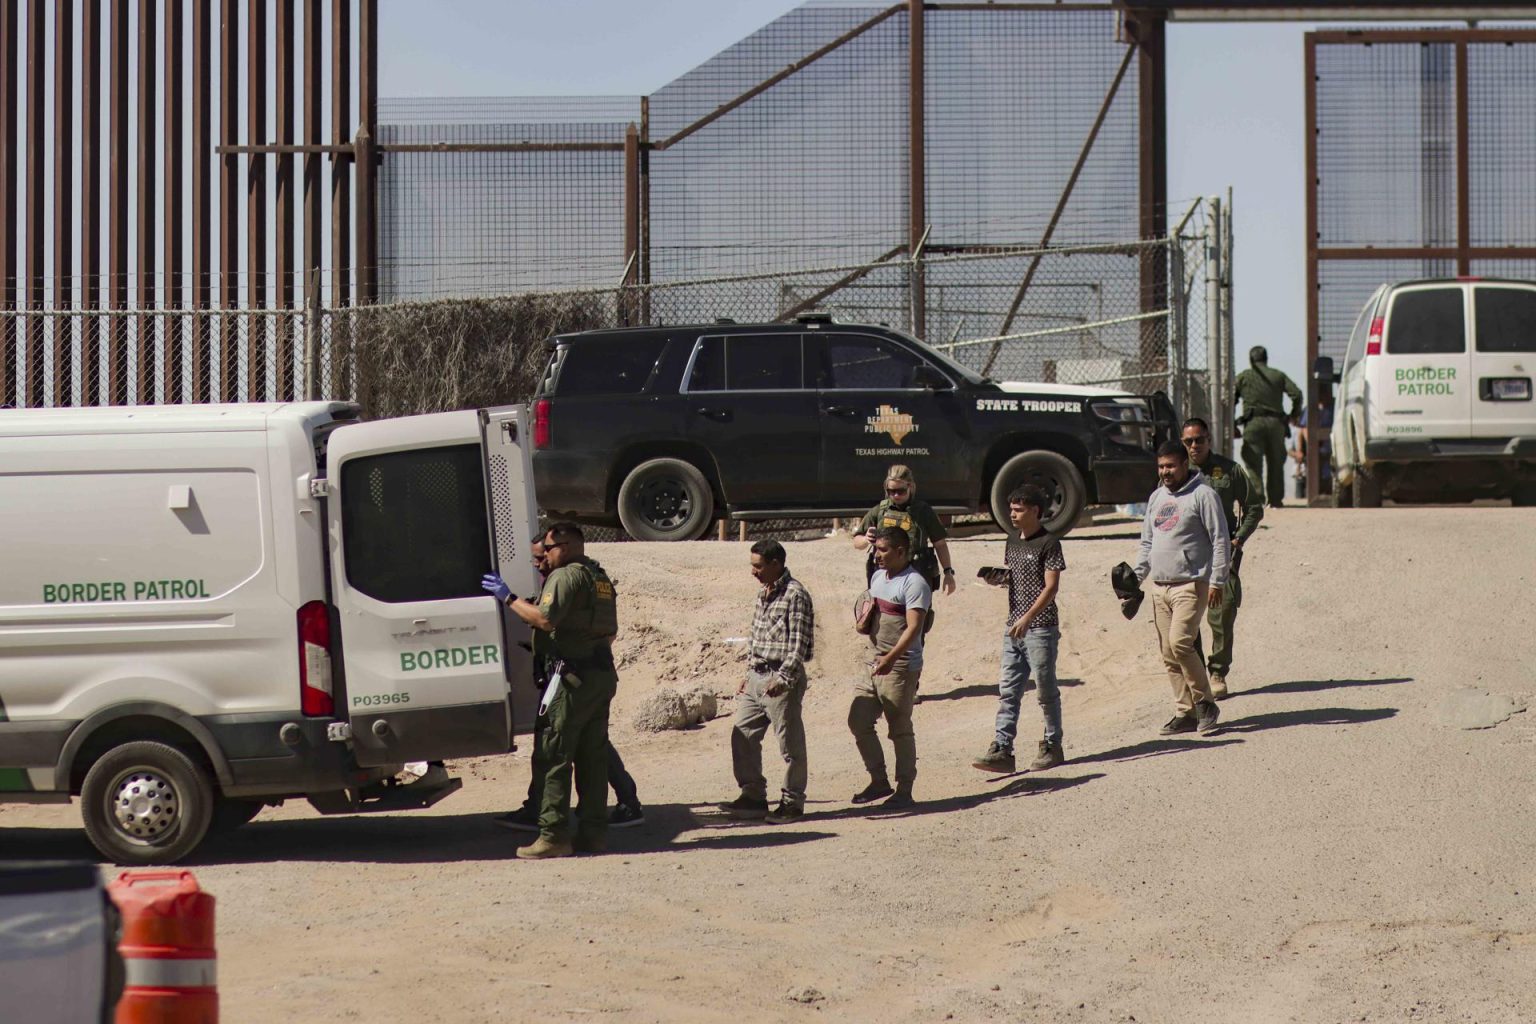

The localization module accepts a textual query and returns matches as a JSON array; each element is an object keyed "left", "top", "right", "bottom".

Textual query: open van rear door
[
  {"left": 326, "top": 411, "right": 513, "bottom": 767},
  {"left": 480, "top": 406, "right": 542, "bottom": 736}
]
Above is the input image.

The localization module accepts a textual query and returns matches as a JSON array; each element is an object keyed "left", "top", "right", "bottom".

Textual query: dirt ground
[{"left": 5, "top": 507, "right": 1536, "bottom": 1023}]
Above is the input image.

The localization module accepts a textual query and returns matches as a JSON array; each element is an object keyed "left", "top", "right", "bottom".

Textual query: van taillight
[
  {"left": 1366, "top": 316, "right": 1384, "bottom": 356},
  {"left": 297, "top": 600, "right": 334, "bottom": 716},
  {"left": 534, "top": 399, "right": 552, "bottom": 449}
]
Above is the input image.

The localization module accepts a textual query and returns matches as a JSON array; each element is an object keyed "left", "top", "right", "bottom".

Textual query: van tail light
[
  {"left": 1365, "top": 316, "right": 1384, "bottom": 356},
  {"left": 297, "top": 600, "right": 334, "bottom": 716},
  {"left": 533, "top": 399, "right": 552, "bottom": 450}
]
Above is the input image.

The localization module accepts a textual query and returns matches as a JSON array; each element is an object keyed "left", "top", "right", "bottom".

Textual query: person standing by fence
[{"left": 1234, "top": 345, "right": 1303, "bottom": 508}]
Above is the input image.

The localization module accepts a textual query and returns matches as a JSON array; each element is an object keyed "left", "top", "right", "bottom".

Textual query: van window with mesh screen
[
  {"left": 341, "top": 444, "right": 492, "bottom": 603},
  {"left": 1386, "top": 288, "right": 1465, "bottom": 355},
  {"left": 554, "top": 337, "right": 666, "bottom": 396},
  {"left": 1475, "top": 287, "right": 1536, "bottom": 353}
]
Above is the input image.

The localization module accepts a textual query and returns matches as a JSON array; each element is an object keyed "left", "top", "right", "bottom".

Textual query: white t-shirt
[{"left": 868, "top": 565, "right": 932, "bottom": 671}]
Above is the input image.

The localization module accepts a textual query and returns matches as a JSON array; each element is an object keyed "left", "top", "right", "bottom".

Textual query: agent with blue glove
[{"left": 481, "top": 522, "right": 621, "bottom": 860}]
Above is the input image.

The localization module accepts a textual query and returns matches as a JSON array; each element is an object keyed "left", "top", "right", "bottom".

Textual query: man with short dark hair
[
  {"left": 719, "top": 539, "right": 815, "bottom": 824},
  {"left": 481, "top": 522, "right": 620, "bottom": 858},
  {"left": 973, "top": 483, "right": 1068, "bottom": 774},
  {"left": 1133, "top": 441, "right": 1230, "bottom": 737},
  {"left": 1181, "top": 417, "right": 1263, "bottom": 699},
  {"left": 848, "top": 526, "right": 930, "bottom": 809}
]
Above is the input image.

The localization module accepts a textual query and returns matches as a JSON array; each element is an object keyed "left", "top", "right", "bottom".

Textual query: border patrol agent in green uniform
[
  {"left": 484, "top": 522, "right": 619, "bottom": 859},
  {"left": 1234, "top": 345, "right": 1303, "bottom": 507},
  {"left": 1181, "top": 417, "right": 1263, "bottom": 699}
]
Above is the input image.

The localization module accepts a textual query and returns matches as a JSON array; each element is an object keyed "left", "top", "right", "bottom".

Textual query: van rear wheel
[
  {"left": 617, "top": 458, "right": 716, "bottom": 542},
  {"left": 80, "top": 741, "right": 215, "bottom": 866},
  {"left": 989, "top": 451, "right": 1085, "bottom": 537}
]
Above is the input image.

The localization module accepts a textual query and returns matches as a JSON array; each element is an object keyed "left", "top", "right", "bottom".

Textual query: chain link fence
[{"left": 1, "top": 211, "right": 1232, "bottom": 434}]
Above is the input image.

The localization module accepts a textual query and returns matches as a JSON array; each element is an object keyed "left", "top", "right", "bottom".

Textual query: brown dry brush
[{"left": 347, "top": 291, "right": 613, "bottom": 418}]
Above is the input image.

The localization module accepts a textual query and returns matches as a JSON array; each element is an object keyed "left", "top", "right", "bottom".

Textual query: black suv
[{"left": 530, "top": 315, "right": 1175, "bottom": 540}]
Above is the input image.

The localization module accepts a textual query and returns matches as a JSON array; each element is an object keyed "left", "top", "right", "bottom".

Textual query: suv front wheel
[
  {"left": 989, "top": 450, "right": 1085, "bottom": 537},
  {"left": 617, "top": 458, "right": 716, "bottom": 542}
]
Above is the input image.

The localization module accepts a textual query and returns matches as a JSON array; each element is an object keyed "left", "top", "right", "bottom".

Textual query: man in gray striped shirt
[{"left": 719, "top": 540, "right": 815, "bottom": 825}]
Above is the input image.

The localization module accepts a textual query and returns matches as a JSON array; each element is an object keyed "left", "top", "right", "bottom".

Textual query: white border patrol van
[
  {"left": 0, "top": 402, "right": 541, "bottom": 864},
  {"left": 1327, "top": 278, "right": 1536, "bottom": 507}
]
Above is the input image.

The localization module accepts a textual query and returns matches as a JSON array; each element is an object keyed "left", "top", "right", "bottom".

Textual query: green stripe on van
[{"left": 0, "top": 768, "right": 33, "bottom": 792}]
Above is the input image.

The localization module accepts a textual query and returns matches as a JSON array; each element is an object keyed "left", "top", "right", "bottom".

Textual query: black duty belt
[{"left": 749, "top": 658, "right": 784, "bottom": 673}]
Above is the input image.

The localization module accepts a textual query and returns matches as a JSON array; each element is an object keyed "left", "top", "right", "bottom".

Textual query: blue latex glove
[{"left": 481, "top": 573, "right": 514, "bottom": 603}]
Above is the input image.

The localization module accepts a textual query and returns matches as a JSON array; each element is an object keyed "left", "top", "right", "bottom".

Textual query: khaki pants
[
  {"left": 731, "top": 669, "right": 808, "bottom": 807},
  {"left": 1151, "top": 581, "right": 1213, "bottom": 716},
  {"left": 848, "top": 667, "right": 920, "bottom": 786}
]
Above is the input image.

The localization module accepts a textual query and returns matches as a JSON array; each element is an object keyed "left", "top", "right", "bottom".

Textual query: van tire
[
  {"left": 617, "top": 458, "right": 715, "bottom": 542},
  {"left": 1331, "top": 478, "right": 1353, "bottom": 508},
  {"left": 989, "top": 450, "right": 1085, "bottom": 537},
  {"left": 80, "top": 741, "right": 216, "bottom": 866},
  {"left": 207, "top": 797, "right": 264, "bottom": 836},
  {"left": 1352, "top": 466, "right": 1383, "bottom": 508}
]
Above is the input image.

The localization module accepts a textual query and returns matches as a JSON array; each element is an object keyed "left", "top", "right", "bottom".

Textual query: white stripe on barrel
[{"left": 124, "top": 958, "right": 218, "bottom": 988}]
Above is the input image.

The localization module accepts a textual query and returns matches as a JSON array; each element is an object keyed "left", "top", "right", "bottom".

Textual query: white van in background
[
  {"left": 0, "top": 403, "right": 542, "bottom": 865},
  {"left": 1327, "top": 278, "right": 1536, "bottom": 507}
]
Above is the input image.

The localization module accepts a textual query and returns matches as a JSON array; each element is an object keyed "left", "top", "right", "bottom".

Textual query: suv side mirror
[
  {"left": 912, "top": 364, "right": 951, "bottom": 390},
  {"left": 1313, "top": 356, "right": 1339, "bottom": 385}
]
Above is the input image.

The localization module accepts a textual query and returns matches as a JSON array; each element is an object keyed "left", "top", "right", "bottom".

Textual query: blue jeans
[{"left": 994, "top": 626, "right": 1062, "bottom": 750}]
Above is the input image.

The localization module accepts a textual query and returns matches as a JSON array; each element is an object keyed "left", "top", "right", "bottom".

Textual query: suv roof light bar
[{"left": 795, "top": 311, "right": 835, "bottom": 324}]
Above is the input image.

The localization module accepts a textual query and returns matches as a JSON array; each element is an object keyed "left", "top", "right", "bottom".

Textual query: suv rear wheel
[
  {"left": 617, "top": 458, "right": 716, "bottom": 541},
  {"left": 989, "top": 451, "right": 1085, "bottom": 537},
  {"left": 80, "top": 741, "right": 215, "bottom": 865}
]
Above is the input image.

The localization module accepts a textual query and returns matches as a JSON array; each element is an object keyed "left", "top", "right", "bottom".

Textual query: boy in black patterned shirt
[{"left": 973, "top": 484, "right": 1068, "bottom": 774}]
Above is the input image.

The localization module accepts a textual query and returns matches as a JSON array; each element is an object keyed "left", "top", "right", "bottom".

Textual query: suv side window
[
  {"left": 1386, "top": 288, "right": 1465, "bottom": 355},
  {"left": 1475, "top": 287, "right": 1536, "bottom": 353},
  {"left": 817, "top": 334, "right": 923, "bottom": 389},
  {"left": 553, "top": 336, "right": 667, "bottom": 396},
  {"left": 687, "top": 334, "right": 804, "bottom": 392}
]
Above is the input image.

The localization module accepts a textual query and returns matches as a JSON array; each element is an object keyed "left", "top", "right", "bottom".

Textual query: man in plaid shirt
[{"left": 719, "top": 539, "right": 815, "bottom": 824}]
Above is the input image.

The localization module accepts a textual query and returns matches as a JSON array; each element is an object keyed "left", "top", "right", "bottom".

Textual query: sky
[{"left": 375, "top": 1, "right": 1467, "bottom": 384}]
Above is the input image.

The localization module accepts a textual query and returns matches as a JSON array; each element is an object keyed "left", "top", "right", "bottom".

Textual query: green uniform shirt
[
  {"left": 1194, "top": 452, "right": 1264, "bottom": 544},
  {"left": 859, "top": 498, "right": 948, "bottom": 555},
  {"left": 534, "top": 558, "right": 618, "bottom": 669},
  {"left": 1235, "top": 364, "right": 1302, "bottom": 419}
]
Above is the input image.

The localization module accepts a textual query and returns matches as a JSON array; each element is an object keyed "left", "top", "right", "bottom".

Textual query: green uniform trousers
[
  {"left": 1204, "top": 567, "right": 1242, "bottom": 678},
  {"left": 536, "top": 671, "right": 617, "bottom": 842},
  {"left": 1240, "top": 416, "right": 1288, "bottom": 506}
]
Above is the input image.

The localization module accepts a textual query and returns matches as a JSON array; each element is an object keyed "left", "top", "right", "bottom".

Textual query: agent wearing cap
[
  {"left": 1180, "top": 417, "right": 1263, "bottom": 699},
  {"left": 1233, "top": 345, "right": 1303, "bottom": 507}
]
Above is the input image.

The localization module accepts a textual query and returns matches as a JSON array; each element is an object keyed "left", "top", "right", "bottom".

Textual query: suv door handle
[
  {"left": 825, "top": 405, "right": 861, "bottom": 418},
  {"left": 695, "top": 406, "right": 732, "bottom": 423}
]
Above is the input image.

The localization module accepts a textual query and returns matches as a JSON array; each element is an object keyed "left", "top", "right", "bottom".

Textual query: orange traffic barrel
[{"left": 107, "top": 870, "right": 218, "bottom": 1024}]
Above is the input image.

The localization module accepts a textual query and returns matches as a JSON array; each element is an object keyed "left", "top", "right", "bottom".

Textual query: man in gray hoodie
[{"left": 1134, "top": 439, "right": 1231, "bottom": 736}]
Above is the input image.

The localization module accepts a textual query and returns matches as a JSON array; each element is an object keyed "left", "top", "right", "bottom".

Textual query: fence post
[
  {"left": 1167, "top": 235, "right": 1186, "bottom": 416},
  {"left": 304, "top": 268, "right": 321, "bottom": 400},
  {"left": 1205, "top": 197, "right": 1225, "bottom": 447}
]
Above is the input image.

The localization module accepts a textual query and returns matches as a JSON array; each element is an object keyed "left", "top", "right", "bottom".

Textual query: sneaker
[
  {"left": 515, "top": 835, "right": 574, "bottom": 860},
  {"left": 1210, "top": 674, "right": 1230, "bottom": 700},
  {"left": 1195, "top": 700, "right": 1221, "bottom": 734},
  {"left": 851, "top": 779, "right": 895, "bottom": 805},
  {"left": 573, "top": 834, "right": 607, "bottom": 855},
  {"left": 716, "top": 795, "right": 770, "bottom": 820},
  {"left": 493, "top": 805, "right": 541, "bottom": 833},
  {"left": 609, "top": 803, "right": 645, "bottom": 828},
  {"left": 1027, "top": 739, "right": 1065, "bottom": 771},
  {"left": 764, "top": 802, "right": 804, "bottom": 825},
  {"left": 971, "top": 743, "right": 1016, "bottom": 774},
  {"left": 1160, "top": 713, "right": 1197, "bottom": 736},
  {"left": 881, "top": 788, "right": 915, "bottom": 810}
]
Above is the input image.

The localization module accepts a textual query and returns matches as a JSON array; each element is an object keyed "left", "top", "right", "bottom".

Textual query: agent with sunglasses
[
  {"left": 1179, "top": 417, "right": 1264, "bottom": 700},
  {"left": 852, "top": 465, "right": 955, "bottom": 605}
]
